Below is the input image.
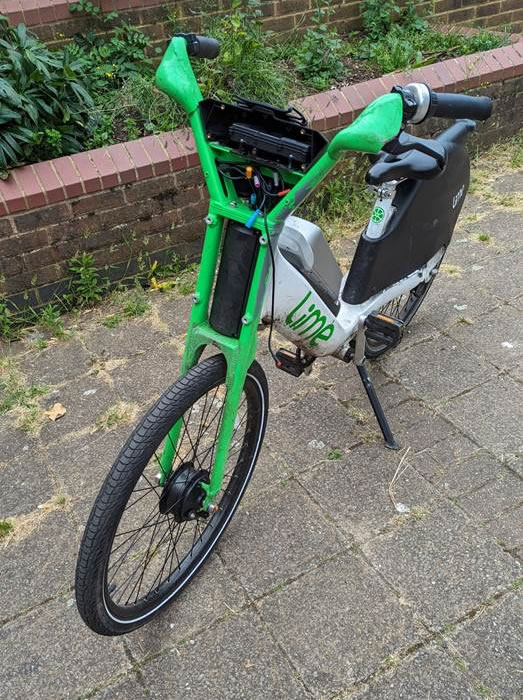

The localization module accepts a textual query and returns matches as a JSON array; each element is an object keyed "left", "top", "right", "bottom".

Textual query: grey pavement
[{"left": 0, "top": 149, "right": 522, "bottom": 699}]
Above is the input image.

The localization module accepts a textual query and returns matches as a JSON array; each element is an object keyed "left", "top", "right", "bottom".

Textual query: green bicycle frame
[{"left": 155, "top": 37, "right": 404, "bottom": 508}]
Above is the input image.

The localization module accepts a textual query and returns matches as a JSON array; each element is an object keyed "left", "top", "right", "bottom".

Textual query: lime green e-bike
[{"left": 75, "top": 34, "right": 492, "bottom": 635}]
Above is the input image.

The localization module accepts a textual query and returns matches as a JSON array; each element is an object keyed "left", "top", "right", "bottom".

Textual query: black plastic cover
[
  {"left": 209, "top": 222, "right": 260, "bottom": 338},
  {"left": 342, "top": 123, "right": 472, "bottom": 304},
  {"left": 200, "top": 98, "right": 327, "bottom": 171}
]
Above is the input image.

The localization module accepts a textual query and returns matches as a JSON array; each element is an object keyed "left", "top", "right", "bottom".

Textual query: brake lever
[{"left": 383, "top": 132, "right": 447, "bottom": 170}]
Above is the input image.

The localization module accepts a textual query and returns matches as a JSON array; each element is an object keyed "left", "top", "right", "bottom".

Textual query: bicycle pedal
[
  {"left": 365, "top": 312, "right": 404, "bottom": 346},
  {"left": 275, "top": 349, "right": 305, "bottom": 377}
]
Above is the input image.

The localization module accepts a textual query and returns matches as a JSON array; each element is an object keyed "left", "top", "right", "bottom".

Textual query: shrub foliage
[{"left": 0, "top": 15, "right": 93, "bottom": 172}]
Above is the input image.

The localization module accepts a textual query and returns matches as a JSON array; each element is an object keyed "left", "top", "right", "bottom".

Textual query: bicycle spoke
[{"left": 103, "top": 373, "right": 256, "bottom": 614}]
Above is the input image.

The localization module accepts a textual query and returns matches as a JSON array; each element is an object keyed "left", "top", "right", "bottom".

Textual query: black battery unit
[
  {"left": 209, "top": 221, "right": 260, "bottom": 338},
  {"left": 200, "top": 96, "right": 327, "bottom": 171}
]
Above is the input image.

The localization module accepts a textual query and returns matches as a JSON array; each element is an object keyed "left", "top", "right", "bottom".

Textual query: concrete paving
[{"left": 0, "top": 148, "right": 522, "bottom": 699}]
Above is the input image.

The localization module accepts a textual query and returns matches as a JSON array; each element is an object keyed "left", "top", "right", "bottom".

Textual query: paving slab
[
  {"left": 317, "top": 357, "right": 413, "bottom": 411},
  {"left": 219, "top": 480, "right": 345, "bottom": 597},
  {"left": 92, "top": 673, "right": 150, "bottom": 699},
  {"left": 350, "top": 644, "right": 482, "bottom": 700},
  {"left": 42, "top": 425, "right": 135, "bottom": 525},
  {"left": 410, "top": 449, "right": 502, "bottom": 497},
  {"left": 248, "top": 441, "right": 294, "bottom": 496},
  {"left": 109, "top": 340, "right": 182, "bottom": 405},
  {"left": 415, "top": 265, "right": 502, "bottom": 330},
  {"left": 477, "top": 504, "right": 523, "bottom": 551},
  {"left": 362, "top": 501, "right": 521, "bottom": 627},
  {"left": 0, "top": 450, "right": 53, "bottom": 518},
  {"left": 447, "top": 303, "right": 522, "bottom": 371},
  {"left": 83, "top": 316, "right": 169, "bottom": 360},
  {"left": 37, "top": 372, "right": 120, "bottom": 443},
  {"left": 0, "top": 510, "right": 78, "bottom": 617},
  {"left": 300, "top": 443, "right": 437, "bottom": 543},
  {"left": 127, "top": 553, "right": 247, "bottom": 660},
  {"left": 0, "top": 425, "right": 38, "bottom": 464},
  {"left": 154, "top": 292, "right": 193, "bottom": 338},
  {"left": 423, "top": 430, "right": 479, "bottom": 467},
  {"left": 381, "top": 334, "right": 494, "bottom": 405},
  {"left": 141, "top": 610, "right": 305, "bottom": 700},
  {"left": 474, "top": 251, "right": 523, "bottom": 303},
  {"left": 0, "top": 597, "right": 130, "bottom": 699},
  {"left": 450, "top": 593, "right": 523, "bottom": 700},
  {"left": 459, "top": 468, "right": 523, "bottom": 521},
  {"left": 16, "top": 337, "right": 93, "bottom": 386},
  {"left": 443, "top": 373, "right": 523, "bottom": 458},
  {"left": 461, "top": 208, "right": 523, "bottom": 251},
  {"left": 257, "top": 551, "right": 424, "bottom": 697},
  {"left": 393, "top": 405, "right": 455, "bottom": 454},
  {"left": 265, "top": 388, "right": 364, "bottom": 471}
]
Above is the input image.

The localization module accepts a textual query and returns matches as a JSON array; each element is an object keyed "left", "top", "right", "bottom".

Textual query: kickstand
[{"left": 354, "top": 327, "right": 399, "bottom": 450}]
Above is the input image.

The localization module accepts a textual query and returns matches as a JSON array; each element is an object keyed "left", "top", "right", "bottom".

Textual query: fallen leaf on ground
[{"left": 45, "top": 403, "right": 66, "bottom": 421}]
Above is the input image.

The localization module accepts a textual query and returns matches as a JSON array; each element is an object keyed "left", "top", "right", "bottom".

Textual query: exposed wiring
[{"left": 263, "top": 207, "right": 280, "bottom": 367}]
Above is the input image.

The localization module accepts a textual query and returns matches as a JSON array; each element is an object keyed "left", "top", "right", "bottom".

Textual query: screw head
[
  {"left": 204, "top": 215, "right": 213, "bottom": 225},
  {"left": 192, "top": 292, "right": 200, "bottom": 304},
  {"left": 241, "top": 315, "right": 250, "bottom": 325}
]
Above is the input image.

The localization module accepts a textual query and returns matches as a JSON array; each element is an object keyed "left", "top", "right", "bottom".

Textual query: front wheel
[{"left": 75, "top": 354, "right": 268, "bottom": 635}]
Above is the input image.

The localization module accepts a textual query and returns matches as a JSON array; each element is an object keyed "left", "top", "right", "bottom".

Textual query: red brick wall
[
  {"left": 0, "top": 0, "right": 521, "bottom": 50},
  {"left": 1, "top": 42, "right": 522, "bottom": 310}
]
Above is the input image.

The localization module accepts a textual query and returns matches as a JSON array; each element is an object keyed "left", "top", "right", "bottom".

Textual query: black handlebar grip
[
  {"left": 428, "top": 91, "right": 493, "bottom": 121},
  {"left": 194, "top": 35, "right": 221, "bottom": 59}
]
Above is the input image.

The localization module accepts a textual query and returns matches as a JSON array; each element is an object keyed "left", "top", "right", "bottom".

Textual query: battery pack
[{"left": 209, "top": 222, "right": 260, "bottom": 338}]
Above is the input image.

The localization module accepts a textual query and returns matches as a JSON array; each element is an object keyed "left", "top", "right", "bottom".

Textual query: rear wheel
[
  {"left": 365, "top": 275, "right": 437, "bottom": 358},
  {"left": 75, "top": 354, "right": 268, "bottom": 635}
]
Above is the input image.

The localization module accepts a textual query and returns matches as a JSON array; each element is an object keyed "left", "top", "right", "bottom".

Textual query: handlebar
[
  {"left": 394, "top": 83, "right": 493, "bottom": 124},
  {"left": 427, "top": 91, "right": 492, "bottom": 121},
  {"left": 175, "top": 33, "right": 221, "bottom": 59}
]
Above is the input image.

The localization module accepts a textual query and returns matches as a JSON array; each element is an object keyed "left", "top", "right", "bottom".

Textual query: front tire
[{"left": 75, "top": 354, "right": 268, "bottom": 635}]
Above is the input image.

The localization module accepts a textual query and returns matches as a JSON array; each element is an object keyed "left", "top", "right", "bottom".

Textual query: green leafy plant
[
  {"left": 67, "top": 252, "right": 106, "bottom": 308},
  {"left": 69, "top": 0, "right": 118, "bottom": 23},
  {"left": 361, "top": 0, "right": 401, "bottom": 40},
  {"left": 358, "top": 0, "right": 504, "bottom": 73},
  {"left": 121, "top": 286, "right": 150, "bottom": 317},
  {"left": 123, "top": 117, "right": 140, "bottom": 141},
  {"left": 293, "top": 1, "right": 345, "bottom": 91},
  {"left": 86, "top": 113, "right": 114, "bottom": 149},
  {"left": 0, "top": 519, "right": 13, "bottom": 538},
  {"left": 0, "top": 16, "right": 93, "bottom": 172},
  {"left": 327, "top": 448, "right": 343, "bottom": 460},
  {"left": 35, "top": 303, "right": 66, "bottom": 338},
  {"left": 67, "top": 6, "right": 154, "bottom": 93},
  {"left": 172, "top": 0, "right": 295, "bottom": 106},
  {"left": 102, "top": 313, "right": 122, "bottom": 328},
  {"left": 0, "top": 301, "right": 17, "bottom": 340}
]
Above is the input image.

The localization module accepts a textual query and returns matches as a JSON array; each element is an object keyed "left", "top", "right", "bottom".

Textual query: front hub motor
[{"left": 159, "top": 463, "right": 208, "bottom": 522}]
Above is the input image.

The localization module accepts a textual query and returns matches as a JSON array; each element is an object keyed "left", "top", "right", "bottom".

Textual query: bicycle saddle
[
  {"left": 366, "top": 149, "right": 444, "bottom": 185},
  {"left": 366, "top": 131, "right": 448, "bottom": 186}
]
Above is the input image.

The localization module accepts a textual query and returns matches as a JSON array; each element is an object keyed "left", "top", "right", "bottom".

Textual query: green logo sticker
[
  {"left": 285, "top": 292, "right": 335, "bottom": 347},
  {"left": 371, "top": 206, "right": 385, "bottom": 223}
]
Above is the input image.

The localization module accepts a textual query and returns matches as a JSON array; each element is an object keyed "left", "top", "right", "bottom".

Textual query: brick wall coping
[
  {"left": 0, "top": 0, "right": 163, "bottom": 27},
  {"left": 1, "top": 41, "right": 522, "bottom": 217}
]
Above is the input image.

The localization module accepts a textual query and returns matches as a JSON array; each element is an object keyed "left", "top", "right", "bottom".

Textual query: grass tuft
[{"left": 0, "top": 519, "right": 13, "bottom": 539}]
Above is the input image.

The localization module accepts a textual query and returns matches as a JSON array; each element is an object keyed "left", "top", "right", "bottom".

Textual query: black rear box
[{"left": 342, "top": 126, "right": 471, "bottom": 304}]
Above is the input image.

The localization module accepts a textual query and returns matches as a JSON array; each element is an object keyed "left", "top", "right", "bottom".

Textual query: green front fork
[{"left": 158, "top": 209, "right": 269, "bottom": 509}]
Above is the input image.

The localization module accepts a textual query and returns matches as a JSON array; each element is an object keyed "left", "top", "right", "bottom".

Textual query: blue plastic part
[
  {"left": 250, "top": 193, "right": 257, "bottom": 206},
  {"left": 246, "top": 209, "right": 261, "bottom": 228}
]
